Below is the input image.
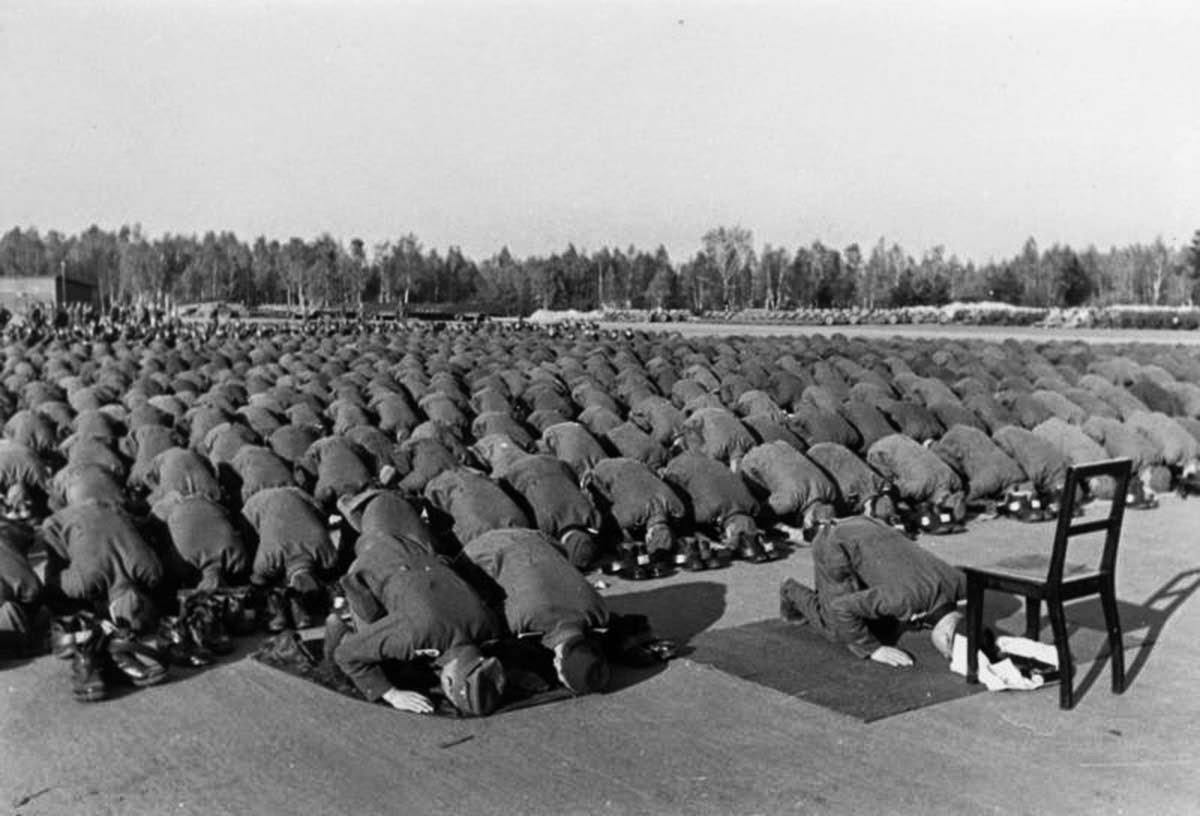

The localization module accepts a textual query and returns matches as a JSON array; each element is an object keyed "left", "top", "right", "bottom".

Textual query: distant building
[{"left": 0, "top": 275, "right": 98, "bottom": 311}]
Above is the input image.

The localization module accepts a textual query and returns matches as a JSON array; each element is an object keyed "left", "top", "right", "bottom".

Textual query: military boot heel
[{"left": 70, "top": 625, "right": 109, "bottom": 703}]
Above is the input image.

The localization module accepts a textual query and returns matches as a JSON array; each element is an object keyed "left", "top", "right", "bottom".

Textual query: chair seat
[
  {"left": 967, "top": 553, "right": 1090, "bottom": 579},
  {"left": 965, "top": 564, "right": 1106, "bottom": 600}
]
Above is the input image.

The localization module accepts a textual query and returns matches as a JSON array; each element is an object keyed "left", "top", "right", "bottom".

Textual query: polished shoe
[
  {"left": 736, "top": 536, "right": 769, "bottom": 564},
  {"left": 1125, "top": 480, "right": 1158, "bottom": 510},
  {"left": 289, "top": 593, "right": 322, "bottom": 630},
  {"left": 184, "top": 597, "right": 234, "bottom": 656},
  {"left": 108, "top": 631, "right": 169, "bottom": 687},
  {"left": 1177, "top": 473, "right": 1200, "bottom": 498},
  {"left": 759, "top": 539, "right": 782, "bottom": 561},
  {"left": 699, "top": 540, "right": 730, "bottom": 570},
  {"left": 158, "top": 616, "right": 213, "bottom": 667},
  {"left": 213, "top": 587, "right": 258, "bottom": 635},
  {"left": 601, "top": 557, "right": 627, "bottom": 576},
  {"left": 70, "top": 627, "right": 108, "bottom": 702},
  {"left": 621, "top": 546, "right": 654, "bottom": 581},
  {"left": 51, "top": 613, "right": 93, "bottom": 660},
  {"left": 675, "top": 539, "right": 706, "bottom": 572},
  {"left": 265, "top": 588, "right": 291, "bottom": 633}
]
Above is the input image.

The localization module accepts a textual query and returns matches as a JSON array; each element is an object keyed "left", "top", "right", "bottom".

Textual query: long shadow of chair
[
  {"left": 964, "top": 458, "right": 1131, "bottom": 709},
  {"left": 1067, "top": 568, "right": 1200, "bottom": 699}
]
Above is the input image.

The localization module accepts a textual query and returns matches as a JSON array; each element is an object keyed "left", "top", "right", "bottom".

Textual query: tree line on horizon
[{"left": 1, "top": 224, "right": 1199, "bottom": 316}]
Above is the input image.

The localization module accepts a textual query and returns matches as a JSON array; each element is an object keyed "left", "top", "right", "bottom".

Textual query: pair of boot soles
[
  {"left": 605, "top": 541, "right": 780, "bottom": 580},
  {"left": 61, "top": 628, "right": 169, "bottom": 702},
  {"left": 264, "top": 588, "right": 326, "bottom": 632},
  {"left": 914, "top": 508, "right": 967, "bottom": 536}
]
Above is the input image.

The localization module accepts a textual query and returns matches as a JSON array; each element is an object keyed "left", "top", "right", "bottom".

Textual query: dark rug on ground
[
  {"left": 251, "top": 630, "right": 575, "bottom": 717},
  {"left": 686, "top": 618, "right": 985, "bottom": 722}
]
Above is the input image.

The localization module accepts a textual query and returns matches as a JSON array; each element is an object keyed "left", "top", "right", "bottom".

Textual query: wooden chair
[{"left": 964, "top": 458, "right": 1132, "bottom": 709}]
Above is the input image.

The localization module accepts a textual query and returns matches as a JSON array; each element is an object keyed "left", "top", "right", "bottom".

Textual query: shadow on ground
[
  {"left": 606, "top": 579, "right": 727, "bottom": 646},
  {"left": 1065, "top": 568, "right": 1200, "bottom": 703}
]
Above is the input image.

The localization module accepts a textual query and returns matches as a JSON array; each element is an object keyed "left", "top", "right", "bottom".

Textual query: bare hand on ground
[
  {"left": 870, "top": 646, "right": 914, "bottom": 668},
  {"left": 382, "top": 688, "right": 434, "bottom": 714}
]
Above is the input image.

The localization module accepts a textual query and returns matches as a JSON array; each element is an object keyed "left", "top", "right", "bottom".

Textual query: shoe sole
[
  {"left": 128, "top": 672, "right": 169, "bottom": 688},
  {"left": 74, "top": 688, "right": 107, "bottom": 702}
]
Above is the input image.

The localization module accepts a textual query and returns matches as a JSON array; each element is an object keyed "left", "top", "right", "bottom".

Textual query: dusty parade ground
[{"left": 3, "top": 323, "right": 1200, "bottom": 816}]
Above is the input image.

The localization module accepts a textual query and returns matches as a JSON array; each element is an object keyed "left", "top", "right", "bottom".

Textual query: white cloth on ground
[{"left": 947, "top": 634, "right": 1048, "bottom": 692}]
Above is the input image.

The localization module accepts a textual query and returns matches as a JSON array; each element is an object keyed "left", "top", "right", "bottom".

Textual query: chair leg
[
  {"left": 965, "top": 577, "right": 984, "bottom": 684},
  {"left": 1046, "top": 598, "right": 1073, "bottom": 710},
  {"left": 1025, "top": 598, "right": 1040, "bottom": 640},
  {"left": 1100, "top": 575, "right": 1125, "bottom": 695}
]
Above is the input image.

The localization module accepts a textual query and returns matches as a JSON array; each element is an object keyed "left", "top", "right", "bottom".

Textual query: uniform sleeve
[
  {"left": 341, "top": 568, "right": 384, "bottom": 623},
  {"left": 125, "top": 537, "right": 164, "bottom": 589},
  {"left": 39, "top": 515, "right": 70, "bottom": 562},
  {"left": 297, "top": 440, "right": 322, "bottom": 480},
  {"left": 334, "top": 612, "right": 419, "bottom": 701},
  {"left": 0, "top": 552, "right": 42, "bottom": 605},
  {"left": 828, "top": 587, "right": 892, "bottom": 658},
  {"left": 222, "top": 534, "right": 251, "bottom": 582}
]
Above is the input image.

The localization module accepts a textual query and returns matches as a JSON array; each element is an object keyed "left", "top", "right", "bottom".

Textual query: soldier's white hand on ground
[
  {"left": 869, "top": 645, "right": 914, "bottom": 667},
  {"left": 382, "top": 688, "right": 434, "bottom": 714}
]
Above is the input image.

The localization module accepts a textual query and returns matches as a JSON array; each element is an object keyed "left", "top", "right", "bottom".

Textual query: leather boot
[
  {"left": 675, "top": 539, "right": 706, "bottom": 572},
  {"left": 51, "top": 613, "right": 88, "bottom": 660},
  {"left": 736, "top": 535, "right": 768, "bottom": 564},
  {"left": 108, "top": 629, "right": 169, "bottom": 687},
  {"left": 265, "top": 588, "right": 291, "bottom": 633},
  {"left": 698, "top": 538, "right": 729, "bottom": 570},
  {"left": 214, "top": 587, "right": 258, "bottom": 636},
  {"left": 288, "top": 593, "right": 321, "bottom": 630},
  {"left": 605, "top": 542, "right": 639, "bottom": 576},
  {"left": 623, "top": 545, "right": 652, "bottom": 581},
  {"left": 185, "top": 596, "right": 233, "bottom": 656},
  {"left": 71, "top": 626, "right": 108, "bottom": 702},
  {"left": 158, "top": 615, "right": 212, "bottom": 667},
  {"left": 287, "top": 573, "right": 324, "bottom": 629}
]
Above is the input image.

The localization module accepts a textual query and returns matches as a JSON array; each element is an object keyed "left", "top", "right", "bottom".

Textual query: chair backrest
[{"left": 1048, "top": 458, "right": 1133, "bottom": 586}]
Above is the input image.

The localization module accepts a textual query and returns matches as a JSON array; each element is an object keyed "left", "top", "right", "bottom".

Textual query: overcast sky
[{"left": 2, "top": 1, "right": 1197, "bottom": 263}]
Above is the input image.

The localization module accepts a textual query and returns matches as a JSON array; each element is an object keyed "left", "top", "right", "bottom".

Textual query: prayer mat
[
  {"left": 251, "top": 630, "right": 575, "bottom": 717},
  {"left": 686, "top": 618, "right": 984, "bottom": 722}
]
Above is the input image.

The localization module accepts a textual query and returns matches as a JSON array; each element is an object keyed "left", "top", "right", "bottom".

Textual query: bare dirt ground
[{"left": 4, "top": 324, "right": 1200, "bottom": 816}]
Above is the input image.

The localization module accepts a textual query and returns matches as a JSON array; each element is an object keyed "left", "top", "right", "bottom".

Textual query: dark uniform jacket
[
  {"left": 42, "top": 501, "right": 163, "bottom": 605},
  {"left": 424, "top": 468, "right": 530, "bottom": 546},
  {"left": 154, "top": 493, "right": 248, "bottom": 590},
  {"left": 299, "top": 436, "right": 373, "bottom": 507},
  {"left": 0, "top": 525, "right": 41, "bottom": 630},
  {"left": 339, "top": 488, "right": 444, "bottom": 556},
  {"left": 230, "top": 445, "right": 295, "bottom": 504},
  {"left": 145, "top": 447, "right": 222, "bottom": 505},
  {"left": 583, "top": 457, "right": 686, "bottom": 533},
  {"left": 866, "top": 434, "right": 963, "bottom": 506},
  {"left": 739, "top": 441, "right": 837, "bottom": 518},
  {"left": 0, "top": 441, "right": 50, "bottom": 496},
  {"left": 812, "top": 516, "right": 965, "bottom": 657},
  {"left": 539, "top": 422, "right": 608, "bottom": 479},
  {"left": 662, "top": 451, "right": 758, "bottom": 530},
  {"left": 500, "top": 455, "right": 601, "bottom": 539},
  {"left": 335, "top": 534, "right": 503, "bottom": 700},
  {"left": 462, "top": 528, "right": 608, "bottom": 642},
  {"left": 241, "top": 486, "right": 336, "bottom": 584}
]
